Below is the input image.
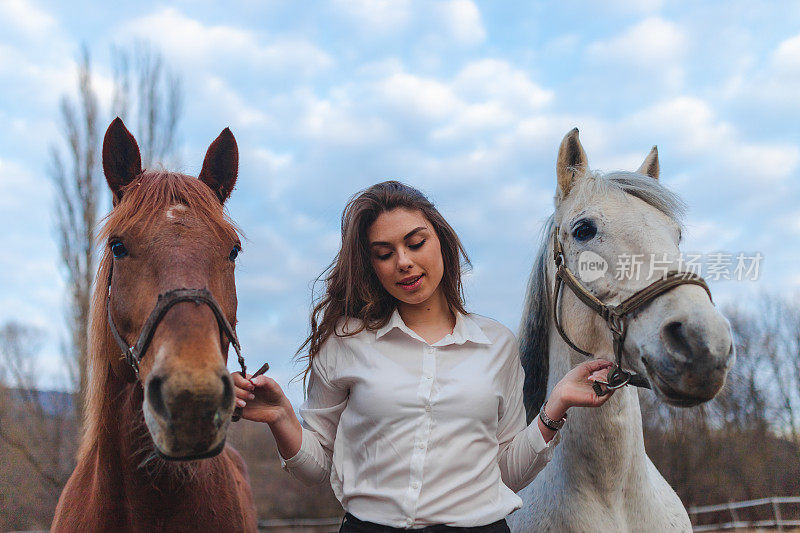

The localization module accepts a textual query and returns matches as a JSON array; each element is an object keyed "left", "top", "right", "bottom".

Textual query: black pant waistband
[{"left": 341, "top": 513, "right": 510, "bottom": 533}]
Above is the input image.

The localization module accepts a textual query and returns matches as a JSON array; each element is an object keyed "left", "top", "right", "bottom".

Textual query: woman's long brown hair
[{"left": 298, "top": 181, "right": 471, "bottom": 384}]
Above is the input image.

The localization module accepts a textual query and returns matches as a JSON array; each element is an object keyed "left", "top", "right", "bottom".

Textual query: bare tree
[
  {"left": 111, "top": 41, "right": 183, "bottom": 169},
  {"left": 0, "top": 321, "right": 69, "bottom": 489},
  {"left": 751, "top": 294, "right": 800, "bottom": 452},
  {"left": 0, "top": 321, "right": 77, "bottom": 529},
  {"left": 49, "top": 46, "right": 99, "bottom": 425},
  {"left": 49, "top": 44, "right": 183, "bottom": 429}
]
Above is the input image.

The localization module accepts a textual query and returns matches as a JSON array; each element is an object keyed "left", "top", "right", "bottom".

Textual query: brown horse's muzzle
[{"left": 144, "top": 366, "right": 235, "bottom": 460}]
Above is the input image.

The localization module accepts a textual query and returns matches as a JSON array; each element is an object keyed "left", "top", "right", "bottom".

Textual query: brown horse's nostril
[
  {"left": 221, "top": 374, "right": 234, "bottom": 408},
  {"left": 147, "top": 376, "right": 170, "bottom": 420}
]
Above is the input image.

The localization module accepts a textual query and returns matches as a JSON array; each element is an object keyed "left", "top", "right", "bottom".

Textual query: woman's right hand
[{"left": 232, "top": 372, "right": 294, "bottom": 425}]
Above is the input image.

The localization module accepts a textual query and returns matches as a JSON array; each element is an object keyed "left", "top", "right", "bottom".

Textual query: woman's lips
[{"left": 397, "top": 274, "right": 424, "bottom": 291}]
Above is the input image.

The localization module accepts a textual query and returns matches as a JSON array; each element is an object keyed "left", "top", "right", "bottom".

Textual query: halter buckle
[
  {"left": 124, "top": 346, "right": 140, "bottom": 379},
  {"left": 590, "top": 364, "right": 631, "bottom": 396},
  {"left": 606, "top": 309, "right": 625, "bottom": 334}
]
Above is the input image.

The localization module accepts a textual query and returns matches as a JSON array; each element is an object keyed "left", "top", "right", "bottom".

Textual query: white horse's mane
[{"left": 518, "top": 170, "right": 686, "bottom": 420}]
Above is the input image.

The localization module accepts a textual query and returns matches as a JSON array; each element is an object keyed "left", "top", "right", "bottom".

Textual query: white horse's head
[{"left": 549, "top": 128, "right": 734, "bottom": 407}]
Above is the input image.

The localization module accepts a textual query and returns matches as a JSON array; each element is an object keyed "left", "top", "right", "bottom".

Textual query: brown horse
[{"left": 52, "top": 118, "right": 257, "bottom": 532}]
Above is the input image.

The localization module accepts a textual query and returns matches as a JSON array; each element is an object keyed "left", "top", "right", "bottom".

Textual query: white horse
[{"left": 508, "top": 129, "right": 735, "bottom": 532}]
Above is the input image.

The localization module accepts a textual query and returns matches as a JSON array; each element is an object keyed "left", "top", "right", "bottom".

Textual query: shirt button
[
  {"left": 406, "top": 518, "right": 414, "bottom": 526},
  {"left": 412, "top": 481, "right": 420, "bottom": 489},
  {"left": 416, "top": 441, "right": 425, "bottom": 449},
  {"left": 425, "top": 404, "right": 432, "bottom": 412},
  {"left": 424, "top": 375, "right": 432, "bottom": 380}
]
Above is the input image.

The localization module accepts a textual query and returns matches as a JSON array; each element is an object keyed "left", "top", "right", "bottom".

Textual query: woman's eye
[
  {"left": 376, "top": 252, "right": 392, "bottom": 261},
  {"left": 229, "top": 245, "right": 241, "bottom": 261},
  {"left": 572, "top": 220, "right": 597, "bottom": 242},
  {"left": 408, "top": 239, "right": 426, "bottom": 250},
  {"left": 111, "top": 241, "right": 128, "bottom": 259}
]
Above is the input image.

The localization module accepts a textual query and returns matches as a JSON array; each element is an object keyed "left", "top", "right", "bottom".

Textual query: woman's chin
[{"left": 394, "top": 292, "right": 431, "bottom": 306}]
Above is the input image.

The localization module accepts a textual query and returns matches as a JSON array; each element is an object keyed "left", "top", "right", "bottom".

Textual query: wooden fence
[{"left": 690, "top": 496, "right": 800, "bottom": 532}]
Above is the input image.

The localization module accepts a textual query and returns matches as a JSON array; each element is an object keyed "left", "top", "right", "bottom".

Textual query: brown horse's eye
[
  {"left": 229, "top": 244, "right": 241, "bottom": 261},
  {"left": 111, "top": 241, "right": 128, "bottom": 259}
]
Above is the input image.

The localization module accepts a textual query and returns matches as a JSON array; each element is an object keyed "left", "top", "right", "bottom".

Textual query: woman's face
[{"left": 367, "top": 208, "right": 445, "bottom": 308}]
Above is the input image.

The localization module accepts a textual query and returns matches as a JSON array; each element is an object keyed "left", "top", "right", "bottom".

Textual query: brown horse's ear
[
  {"left": 103, "top": 118, "right": 143, "bottom": 206},
  {"left": 637, "top": 145, "right": 659, "bottom": 180},
  {"left": 199, "top": 128, "right": 238, "bottom": 204},
  {"left": 556, "top": 128, "right": 588, "bottom": 201}
]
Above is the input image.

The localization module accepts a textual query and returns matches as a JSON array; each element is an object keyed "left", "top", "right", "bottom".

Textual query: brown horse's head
[{"left": 100, "top": 117, "right": 242, "bottom": 460}]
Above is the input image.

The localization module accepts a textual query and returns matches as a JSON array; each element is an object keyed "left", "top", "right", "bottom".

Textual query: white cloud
[
  {"left": 295, "top": 91, "right": 393, "bottom": 146},
  {"left": 120, "top": 8, "right": 333, "bottom": 76},
  {"left": 773, "top": 211, "right": 800, "bottom": 237},
  {"left": 374, "top": 72, "right": 462, "bottom": 121},
  {"left": 333, "top": 0, "right": 413, "bottom": 33},
  {"left": 771, "top": 34, "right": 800, "bottom": 74},
  {"left": 431, "top": 101, "right": 513, "bottom": 143},
  {"left": 588, "top": 17, "right": 686, "bottom": 66},
  {"left": 683, "top": 219, "right": 742, "bottom": 251},
  {"left": 591, "top": 0, "right": 665, "bottom": 13},
  {"left": 625, "top": 97, "right": 730, "bottom": 154},
  {"left": 435, "top": 0, "right": 486, "bottom": 45},
  {"left": 624, "top": 97, "right": 799, "bottom": 182},
  {"left": 0, "top": 0, "right": 57, "bottom": 37},
  {"left": 725, "top": 33, "right": 800, "bottom": 109},
  {"left": 586, "top": 17, "right": 686, "bottom": 89},
  {"left": 204, "top": 77, "right": 270, "bottom": 127},
  {"left": 454, "top": 59, "right": 553, "bottom": 111}
]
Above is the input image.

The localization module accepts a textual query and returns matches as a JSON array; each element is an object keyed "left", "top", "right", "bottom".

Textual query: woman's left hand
[{"left": 547, "top": 359, "right": 617, "bottom": 419}]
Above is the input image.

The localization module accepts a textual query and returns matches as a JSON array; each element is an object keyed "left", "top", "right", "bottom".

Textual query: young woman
[{"left": 233, "top": 181, "right": 615, "bottom": 532}]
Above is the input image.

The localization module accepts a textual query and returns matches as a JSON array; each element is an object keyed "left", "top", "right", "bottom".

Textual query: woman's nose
[{"left": 397, "top": 250, "right": 414, "bottom": 270}]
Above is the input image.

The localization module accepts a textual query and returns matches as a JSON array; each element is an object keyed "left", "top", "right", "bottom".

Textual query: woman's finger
[
  {"left": 587, "top": 368, "right": 611, "bottom": 382},
  {"left": 581, "top": 359, "right": 614, "bottom": 374},
  {"left": 232, "top": 372, "right": 254, "bottom": 391},
  {"left": 251, "top": 375, "right": 276, "bottom": 389},
  {"left": 235, "top": 386, "right": 255, "bottom": 401}
]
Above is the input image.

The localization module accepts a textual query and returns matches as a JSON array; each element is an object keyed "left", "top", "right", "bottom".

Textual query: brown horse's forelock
[
  {"left": 80, "top": 170, "right": 241, "bottom": 463},
  {"left": 98, "top": 170, "right": 241, "bottom": 244}
]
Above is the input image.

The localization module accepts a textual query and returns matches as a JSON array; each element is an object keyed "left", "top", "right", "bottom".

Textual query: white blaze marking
[{"left": 165, "top": 204, "right": 188, "bottom": 220}]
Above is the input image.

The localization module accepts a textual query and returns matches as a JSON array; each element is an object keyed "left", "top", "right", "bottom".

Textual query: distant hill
[{"left": 6, "top": 388, "right": 75, "bottom": 417}]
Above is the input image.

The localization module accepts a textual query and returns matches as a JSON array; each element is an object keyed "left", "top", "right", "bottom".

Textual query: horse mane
[
  {"left": 79, "top": 170, "right": 242, "bottom": 462},
  {"left": 519, "top": 216, "right": 555, "bottom": 423},
  {"left": 518, "top": 170, "right": 686, "bottom": 423}
]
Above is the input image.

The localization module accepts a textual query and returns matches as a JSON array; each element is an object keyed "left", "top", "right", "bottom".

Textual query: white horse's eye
[{"left": 573, "top": 220, "right": 597, "bottom": 242}]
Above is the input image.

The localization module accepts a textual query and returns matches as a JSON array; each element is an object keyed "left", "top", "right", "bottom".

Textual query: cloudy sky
[{"left": 2, "top": 0, "right": 799, "bottom": 404}]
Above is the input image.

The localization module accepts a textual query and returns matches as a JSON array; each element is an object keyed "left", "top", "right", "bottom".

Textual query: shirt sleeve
[
  {"left": 496, "top": 331, "right": 560, "bottom": 493},
  {"left": 280, "top": 335, "right": 349, "bottom": 486}
]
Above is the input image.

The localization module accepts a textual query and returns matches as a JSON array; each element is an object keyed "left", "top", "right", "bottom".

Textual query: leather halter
[
  {"left": 105, "top": 262, "right": 249, "bottom": 419},
  {"left": 551, "top": 226, "right": 713, "bottom": 393}
]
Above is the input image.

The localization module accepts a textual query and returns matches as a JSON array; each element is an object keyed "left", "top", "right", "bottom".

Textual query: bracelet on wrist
[{"left": 539, "top": 400, "right": 568, "bottom": 431}]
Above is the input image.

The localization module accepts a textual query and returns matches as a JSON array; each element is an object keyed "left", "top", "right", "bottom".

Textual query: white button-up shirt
[{"left": 281, "top": 310, "right": 558, "bottom": 528}]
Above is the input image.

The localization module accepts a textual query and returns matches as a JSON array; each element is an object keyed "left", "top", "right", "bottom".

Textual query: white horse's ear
[
  {"left": 556, "top": 128, "right": 588, "bottom": 200},
  {"left": 637, "top": 146, "right": 659, "bottom": 180}
]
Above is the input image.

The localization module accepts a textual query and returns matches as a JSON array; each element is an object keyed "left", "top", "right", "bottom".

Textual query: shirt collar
[{"left": 375, "top": 309, "right": 492, "bottom": 346}]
